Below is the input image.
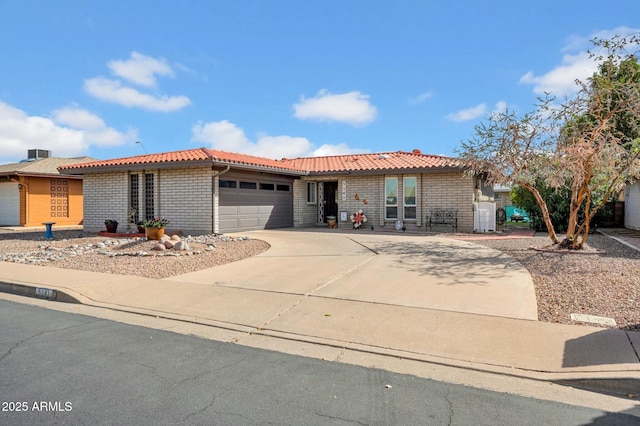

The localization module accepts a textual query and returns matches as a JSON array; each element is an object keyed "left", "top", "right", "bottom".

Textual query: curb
[
  {"left": 0, "top": 281, "right": 638, "bottom": 398},
  {"left": 0, "top": 281, "right": 80, "bottom": 304},
  {"left": 553, "top": 378, "right": 640, "bottom": 397}
]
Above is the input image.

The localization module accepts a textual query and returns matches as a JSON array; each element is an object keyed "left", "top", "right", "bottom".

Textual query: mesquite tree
[
  {"left": 552, "top": 36, "right": 640, "bottom": 248},
  {"left": 457, "top": 105, "right": 561, "bottom": 243},
  {"left": 457, "top": 34, "right": 640, "bottom": 248}
]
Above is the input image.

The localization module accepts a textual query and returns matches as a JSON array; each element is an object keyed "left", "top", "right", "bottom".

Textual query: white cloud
[
  {"left": 108, "top": 51, "right": 174, "bottom": 88},
  {"left": 519, "top": 26, "right": 640, "bottom": 96},
  {"left": 447, "top": 101, "right": 509, "bottom": 122},
  {"left": 85, "top": 52, "right": 191, "bottom": 112},
  {"left": 192, "top": 120, "right": 251, "bottom": 152},
  {"left": 252, "top": 135, "right": 313, "bottom": 159},
  {"left": 293, "top": 90, "right": 377, "bottom": 126},
  {"left": 312, "top": 143, "right": 366, "bottom": 157},
  {"left": 84, "top": 77, "right": 191, "bottom": 112},
  {"left": 409, "top": 91, "right": 434, "bottom": 105},
  {"left": 0, "top": 102, "right": 136, "bottom": 164},
  {"left": 192, "top": 119, "right": 361, "bottom": 159},
  {"left": 491, "top": 101, "right": 509, "bottom": 116},
  {"left": 519, "top": 52, "right": 594, "bottom": 96},
  {"left": 52, "top": 107, "right": 107, "bottom": 130},
  {"left": 446, "top": 103, "right": 487, "bottom": 122}
]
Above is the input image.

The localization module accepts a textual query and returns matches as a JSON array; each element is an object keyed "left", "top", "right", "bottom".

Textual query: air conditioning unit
[{"left": 27, "top": 149, "right": 51, "bottom": 161}]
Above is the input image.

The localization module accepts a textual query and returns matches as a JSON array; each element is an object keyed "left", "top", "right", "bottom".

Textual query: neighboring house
[
  {"left": 0, "top": 150, "right": 96, "bottom": 226},
  {"left": 625, "top": 182, "right": 640, "bottom": 230},
  {"left": 492, "top": 184, "right": 513, "bottom": 209},
  {"left": 59, "top": 147, "right": 490, "bottom": 234}
]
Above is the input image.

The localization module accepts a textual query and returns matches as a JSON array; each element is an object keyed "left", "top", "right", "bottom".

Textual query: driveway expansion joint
[{"left": 625, "top": 331, "right": 640, "bottom": 362}]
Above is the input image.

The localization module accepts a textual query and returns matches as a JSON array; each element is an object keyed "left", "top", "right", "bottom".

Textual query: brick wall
[
  {"left": 83, "top": 167, "right": 214, "bottom": 234},
  {"left": 296, "top": 171, "right": 476, "bottom": 232},
  {"left": 335, "top": 174, "right": 383, "bottom": 228},
  {"left": 158, "top": 167, "right": 213, "bottom": 234},
  {"left": 83, "top": 172, "right": 129, "bottom": 231},
  {"left": 423, "top": 171, "right": 475, "bottom": 232},
  {"left": 293, "top": 179, "right": 317, "bottom": 227}
]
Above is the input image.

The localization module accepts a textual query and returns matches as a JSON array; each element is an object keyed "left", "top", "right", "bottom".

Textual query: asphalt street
[{"left": 0, "top": 299, "right": 637, "bottom": 425}]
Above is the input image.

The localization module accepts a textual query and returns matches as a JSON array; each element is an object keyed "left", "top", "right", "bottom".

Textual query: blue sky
[{"left": 0, "top": 1, "right": 638, "bottom": 164}]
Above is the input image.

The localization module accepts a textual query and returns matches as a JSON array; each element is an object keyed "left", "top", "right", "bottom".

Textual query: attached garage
[
  {"left": 218, "top": 171, "right": 294, "bottom": 233},
  {"left": 58, "top": 148, "right": 307, "bottom": 234},
  {"left": 0, "top": 181, "right": 20, "bottom": 225}
]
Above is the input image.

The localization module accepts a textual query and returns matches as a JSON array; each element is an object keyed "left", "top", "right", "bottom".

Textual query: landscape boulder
[{"left": 174, "top": 241, "right": 190, "bottom": 251}]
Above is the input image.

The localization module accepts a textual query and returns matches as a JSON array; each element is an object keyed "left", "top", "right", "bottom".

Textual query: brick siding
[
  {"left": 295, "top": 171, "right": 476, "bottom": 232},
  {"left": 83, "top": 167, "right": 213, "bottom": 234}
]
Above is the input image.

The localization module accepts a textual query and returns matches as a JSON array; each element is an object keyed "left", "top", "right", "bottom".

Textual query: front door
[{"left": 323, "top": 181, "right": 338, "bottom": 222}]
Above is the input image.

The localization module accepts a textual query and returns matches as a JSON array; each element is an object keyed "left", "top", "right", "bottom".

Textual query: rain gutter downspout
[{"left": 211, "top": 163, "right": 231, "bottom": 234}]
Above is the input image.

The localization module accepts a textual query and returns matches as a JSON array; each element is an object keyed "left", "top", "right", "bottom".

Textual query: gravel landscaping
[
  {"left": 468, "top": 230, "right": 640, "bottom": 331},
  {"left": 1, "top": 227, "right": 638, "bottom": 331},
  {"left": 0, "top": 229, "right": 270, "bottom": 279}
]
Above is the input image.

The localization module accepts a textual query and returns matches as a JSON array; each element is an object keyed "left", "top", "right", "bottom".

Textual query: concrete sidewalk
[{"left": 0, "top": 229, "right": 638, "bottom": 394}]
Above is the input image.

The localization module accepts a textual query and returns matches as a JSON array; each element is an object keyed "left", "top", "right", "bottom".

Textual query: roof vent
[
  {"left": 412, "top": 149, "right": 421, "bottom": 154},
  {"left": 378, "top": 154, "right": 390, "bottom": 159},
  {"left": 27, "top": 149, "right": 51, "bottom": 161}
]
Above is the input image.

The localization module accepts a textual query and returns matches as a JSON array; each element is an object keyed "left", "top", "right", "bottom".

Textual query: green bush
[
  {"left": 511, "top": 184, "right": 572, "bottom": 232},
  {"left": 511, "top": 183, "right": 619, "bottom": 232}
]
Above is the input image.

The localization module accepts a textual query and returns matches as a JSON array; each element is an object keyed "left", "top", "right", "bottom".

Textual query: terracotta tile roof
[
  {"left": 58, "top": 148, "right": 307, "bottom": 173},
  {"left": 57, "top": 148, "right": 460, "bottom": 175},
  {"left": 208, "top": 149, "right": 307, "bottom": 172},
  {"left": 281, "top": 151, "right": 460, "bottom": 173}
]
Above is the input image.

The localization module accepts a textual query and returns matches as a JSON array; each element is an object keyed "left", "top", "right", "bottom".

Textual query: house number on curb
[
  {"left": 342, "top": 181, "right": 346, "bottom": 201},
  {"left": 35, "top": 287, "right": 55, "bottom": 300}
]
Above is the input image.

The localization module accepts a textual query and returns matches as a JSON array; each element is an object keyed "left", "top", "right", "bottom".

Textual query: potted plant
[
  {"left": 142, "top": 217, "right": 170, "bottom": 240},
  {"left": 105, "top": 219, "right": 118, "bottom": 233},
  {"left": 136, "top": 221, "right": 146, "bottom": 233}
]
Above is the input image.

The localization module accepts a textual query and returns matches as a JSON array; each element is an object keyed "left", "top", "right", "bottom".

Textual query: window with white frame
[
  {"left": 404, "top": 177, "right": 417, "bottom": 220},
  {"left": 307, "top": 182, "right": 317, "bottom": 204},
  {"left": 385, "top": 177, "right": 398, "bottom": 219}
]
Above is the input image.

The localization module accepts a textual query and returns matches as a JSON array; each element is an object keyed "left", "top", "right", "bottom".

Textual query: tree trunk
[
  {"left": 565, "top": 182, "right": 582, "bottom": 241},
  {"left": 520, "top": 182, "right": 559, "bottom": 244}
]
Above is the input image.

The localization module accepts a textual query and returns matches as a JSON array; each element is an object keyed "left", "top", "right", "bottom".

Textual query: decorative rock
[
  {"left": 152, "top": 243, "right": 166, "bottom": 251},
  {"left": 159, "top": 235, "right": 170, "bottom": 244},
  {"left": 164, "top": 240, "right": 175, "bottom": 249},
  {"left": 171, "top": 235, "right": 181, "bottom": 242},
  {"left": 174, "top": 241, "right": 189, "bottom": 251}
]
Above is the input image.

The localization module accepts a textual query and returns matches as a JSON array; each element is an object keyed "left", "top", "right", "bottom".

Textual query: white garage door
[
  {"left": 0, "top": 182, "right": 20, "bottom": 225},
  {"left": 219, "top": 176, "right": 293, "bottom": 233}
]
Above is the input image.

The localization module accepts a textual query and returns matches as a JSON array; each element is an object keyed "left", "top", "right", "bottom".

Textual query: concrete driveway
[
  {"left": 4, "top": 227, "right": 640, "bottom": 397},
  {"left": 171, "top": 229, "right": 538, "bottom": 320}
]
